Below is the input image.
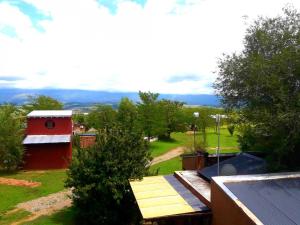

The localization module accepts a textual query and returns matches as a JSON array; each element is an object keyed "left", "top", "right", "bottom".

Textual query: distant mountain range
[{"left": 0, "top": 88, "right": 221, "bottom": 108}]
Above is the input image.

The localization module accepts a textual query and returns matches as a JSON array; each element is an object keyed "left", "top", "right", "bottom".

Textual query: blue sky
[
  {"left": 0, "top": 0, "right": 299, "bottom": 94},
  {"left": 0, "top": 0, "right": 51, "bottom": 32},
  {"left": 97, "top": 0, "right": 147, "bottom": 14}
]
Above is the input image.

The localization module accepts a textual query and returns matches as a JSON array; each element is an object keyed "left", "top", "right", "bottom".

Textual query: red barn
[{"left": 22, "top": 110, "right": 72, "bottom": 170}]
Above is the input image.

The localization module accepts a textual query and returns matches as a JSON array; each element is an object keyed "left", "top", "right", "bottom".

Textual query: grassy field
[
  {"left": 150, "top": 127, "right": 239, "bottom": 157},
  {"left": 150, "top": 157, "right": 182, "bottom": 175},
  {"left": 0, "top": 170, "right": 68, "bottom": 225},
  {"left": 23, "top": 207, "right": 75, "bottom": 225},
  {"left": 149, "top": 127, "right": 239, "bottom": 175},
  {"left": 149, "top": 132, "right": 190, "bottom": 157},
  {"left": 0, "top": 170, "right": 67, "bottom": 214},
  {"left": 206, "top": 127, "right": 238, "bottom": 148},
  {"left": 0, "top": 210, "right": 30, "bottom": 225}
]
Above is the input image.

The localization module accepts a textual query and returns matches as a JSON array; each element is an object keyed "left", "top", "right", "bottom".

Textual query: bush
[
  {"left": 72, "top": 134, "right": 81, "bottom": 149},
  {"left": 65, "top": 125, "right": 151, "bottom": 225},
  {"left": 0, "top": 105, "right": 24, "bottom": 171}
]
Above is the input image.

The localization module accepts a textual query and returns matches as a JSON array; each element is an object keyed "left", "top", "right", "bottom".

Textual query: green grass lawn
[
  {"left": 21, "top": 207, "right": 75, "bottom": 225},
  {"left": 149, "top": 127, "right": 240, "bottom": 175},
  {"left": 206, "top": 148, "right": 240, "bottom": 154},
  {"left": 149, "top": 132, "right": 190, "bottom": 157},
  {"left": 0, "top": 170, "right": 67, "bottom": 214},
  {"left": 150, "top": 127, "right": 239, "bottom": 157},
  {"left": 149, "top": 157, "right": 182, "bottom": 175},
  {"left": 206, "top": 127, "right": 239, "bottom": 148},
  {"left": 0, "top": 210, "right": 30, "bottom": 225}
]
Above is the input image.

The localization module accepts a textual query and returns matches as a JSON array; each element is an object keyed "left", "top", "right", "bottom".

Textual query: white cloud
[{"left": 0, "top": 0, "right": 299, "bottom": 94}]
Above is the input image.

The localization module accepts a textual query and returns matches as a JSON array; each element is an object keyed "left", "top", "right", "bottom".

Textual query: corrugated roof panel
[
  {"left": 130, "top": 175, "right": 209, "bottom": 220},
  {"left": 27, "top": 110, "right": 72, "bottom": 118},
  {"left": 23, "top": 135, "right": 71, "bottom": 144}
]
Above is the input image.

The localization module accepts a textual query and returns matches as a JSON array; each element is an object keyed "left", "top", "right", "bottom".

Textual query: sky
[{"left": 0, "top": 0, "right": 299, "bottom": 94}]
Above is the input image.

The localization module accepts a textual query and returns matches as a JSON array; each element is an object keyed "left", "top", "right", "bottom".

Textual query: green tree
[
  {"left": 0, "top": 105, "right": 24, "bottom": 170},
  {"left": 226, "top": 111, "right": 239, "bottom": 136},
  {"left": 73, "top": 112, "right": 89, "bottom": 130},
  {"left": 24, "top": 95, "right": 63, "bottom": 111},
  {"left": 158, "top": 99, "right": 186, "bottom": 139},
  {"left": 137, "top": 91, "right": 165, "bottom": 139},
  {"left": 117, "top": 98, "right": 138, "bottom": 131},
  {"left": 73, "top": 113, "right": 86, "bottom": 125},
  {"left": 86, "top": 105, "right": 117, "bottom": 130},
  {"left": 65, "top": 125, "right": 150, "bottom": 225},
  {"left": 214, "top": 7, "right": 300, "bottom": 171},
  {"left": 183, "top": 107, "right": 219, "bottom": 145}
]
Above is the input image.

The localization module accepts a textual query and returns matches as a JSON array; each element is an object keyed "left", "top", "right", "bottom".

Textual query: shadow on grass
[
  {"left": 28, "top": 207, "right": 76, "bottom": 225},
  {"left": 157, "top": 137, "right": 178, "bottom": 143},
  {"left": 0, "top": 170, "right": 18, "bottom": 177}
]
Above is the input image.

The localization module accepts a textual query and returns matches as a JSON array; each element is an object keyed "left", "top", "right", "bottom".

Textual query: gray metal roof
[
  {"left": 198, "top": 153, "right": 267, "bottom": 181},
  {"left": 23, "top": 135, "right": 71, "bottom": 144},
  {"left": 27, "top": 110, "right": 72, "bottom": 118},
  {"left": 225, "top": 176, "right": 300, "bottom": 225},
  {"left": 164, "top": 175, "right": 209, "bottom": 212}
]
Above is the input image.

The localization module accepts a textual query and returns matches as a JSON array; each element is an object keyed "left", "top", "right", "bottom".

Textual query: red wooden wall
[
  {"left": 27, "top": 117, "right": 72, "bottom": 135},
  {"left": 23, "top": 143, "right": 72, "bottom": 170}
]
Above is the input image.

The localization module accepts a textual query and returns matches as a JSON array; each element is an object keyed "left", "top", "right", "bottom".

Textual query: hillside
[{"left": 0, "top": 88, "right": 220, "bottom": 107}]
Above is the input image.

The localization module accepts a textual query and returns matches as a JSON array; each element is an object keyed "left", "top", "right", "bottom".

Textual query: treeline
[
  {"left": 0, "top": 93, "right": 225, "bottom": 171},
  {"left": 74, "top": 91, "right": 225, "bottom": 141}
]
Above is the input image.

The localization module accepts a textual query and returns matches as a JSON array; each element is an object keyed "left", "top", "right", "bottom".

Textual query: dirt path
[
  {"left": 151, "top": 147, "right": 186, "bottom": 165},
  {"left": 0, "top": 177, "right": 41, "bottom": 188},
  {"left": 8, "top": 189, "right": 72, "bottom": 225}
]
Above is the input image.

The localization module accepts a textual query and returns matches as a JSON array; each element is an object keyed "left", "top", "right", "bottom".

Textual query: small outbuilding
[{"left": 22, "top": 110, "right": 72, "bottom": 170}]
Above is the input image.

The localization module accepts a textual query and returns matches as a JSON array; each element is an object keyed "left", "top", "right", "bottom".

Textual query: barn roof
[
  {"left": 27, "top": 110, "right": 72, "bottom": 118},
  {"left": 23, "top": 135, "right": 71, "bottom": 144},
  {"left": 213, "top": 172, "right": 300, "bottom": 225},
  {"left": 198, "top": 153, "right": 267, "bottom": 181}
]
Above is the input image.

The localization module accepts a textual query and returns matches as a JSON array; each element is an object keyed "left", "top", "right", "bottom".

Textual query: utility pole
[
  {"left": 193, "top": 112, "right": 199, "bottom": 151},
  {"left": 210, "top": 114, "right": 227, "bottom": 176},
  {"left": 216, "top": 114, "right": 221, "bottom": 176}
]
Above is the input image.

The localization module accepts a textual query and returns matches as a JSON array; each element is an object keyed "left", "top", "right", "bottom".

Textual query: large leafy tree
[
  {"left": 117, "top": 97, "right": 138, "bottom": 131},
  {"left": 0, "top": 105, "right": 24, "bottom": 170},
  {"left": 86, "top": 105, "right": 117, "bottom": 130},
  {"left": 24, "top": 95, "right": 63, "bottom": 111},
  {"left": 137, "top": 91, "right": 165, "bottom": 139},
  {"left": 158, "top": 99, "right": 186, "bottom": 139},
  {"left": 214, "top": 7, "right": 300, "bottom": 171},
  {"left": 65, "top": 125, "right": 150, "bottom": 225}
]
